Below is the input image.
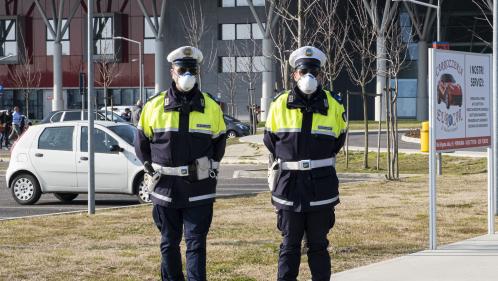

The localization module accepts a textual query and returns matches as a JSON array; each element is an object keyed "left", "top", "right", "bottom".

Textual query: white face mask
[
  {"left": 297, "top": 73, "right": 318, "bottom": 95},
  {"left": 177, "top": 72, "right": 196, "bottom": 92}
]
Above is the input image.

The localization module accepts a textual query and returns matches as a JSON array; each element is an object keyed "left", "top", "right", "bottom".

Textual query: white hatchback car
[{"left": 6, "top": 121, "right": 150, "bottom": 205}]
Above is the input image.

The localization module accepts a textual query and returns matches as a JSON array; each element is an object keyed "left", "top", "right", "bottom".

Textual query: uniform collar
[
  {"left": 287, "top": 85, "right": 328, "bottom": 115},
  {"left": 164, "top": 82, "right": 205, "bottom": 113}
]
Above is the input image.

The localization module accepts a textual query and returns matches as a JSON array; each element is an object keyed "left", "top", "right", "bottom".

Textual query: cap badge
[
  {"left": 183, "top": 47, "right": 193, "bottom": 57},
  {"left": 305, "top": 48, "right": 313, "bottom": 57}
]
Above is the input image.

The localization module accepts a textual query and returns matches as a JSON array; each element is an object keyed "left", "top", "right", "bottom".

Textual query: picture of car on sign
[{"left": 437, "top": 73, "right": 463, "bottom": 109}]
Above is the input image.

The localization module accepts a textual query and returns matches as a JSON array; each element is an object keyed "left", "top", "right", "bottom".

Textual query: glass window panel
[
  {"left": 396, "top": 98, "right": 417, "bottom": 118},
  {"left": 236, "top": 0, "right": 248, "bottom": 6},
  {"left": 236, "top": 57, "right": 251, "bottom": 72},
  {"left": 121, "top": 89, "right": 134, "bottom": 105},
  {"left": 221, "top": 24, "right": 235, "bottom": 40},
  {"left": 221, "top": 57, "right": 236, "bottom": 72},
  {"left": 47, "top": 19, "right": 68, "bottom": 40},
  {"left": 390, "top": 79, "right": 417, "bottom": 98},
  {"left": 144, "top": 39, "right": 155, "bottom": 54},
  {"left": 4, "top": 42, "right": 17, "bottom": 56},
  {"left": 222, "top": 0, "right": 236, "bottom": 7},
  {"left": 144, "top": 17, "right": 159, "bottom": 38},
  {"left": 236, "top": 24, "right": 251, "bottom": 39},
  {"left": 252, "top": 23, "right": 265, "bottom": 39},
  {"left": 62, "top": 41, "right": 70, "bottom": 55},
  {"left": 81, "top": 127, "right": 118, "bottom": 153},
  {"left": 5, "top": 20, "right": 15, "bottom": 40},
  {"left": 38, "top": 127, "right": 74, "bottom": 151},
  {"left": 94, "top": 17, "right": 113, "bottom": 39},
  {"left": 252, "top": 0, "right": 265, "bottom": 6},
  {"left": 252, "top": 56, "right": 265, "bottom": 72},
  {"left": 407, "top": 43, "right": 418, "bottom": 60},
  {"left": 96, "top": 39, "right": 113, "bottom": 55}
]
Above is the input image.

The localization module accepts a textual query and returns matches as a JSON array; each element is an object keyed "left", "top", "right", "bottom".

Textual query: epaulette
[
  {"left": 272, "top": 90, "right": 289, "bottom": 102},
  {"left": 147, "top": 91, "right": 164, "bottom": 102},
  {"left": 326, "top": 90, "right": 343, "bottom": 105},
  {"left": 202, "top": 92, "right": 220, "bottom": 105}
]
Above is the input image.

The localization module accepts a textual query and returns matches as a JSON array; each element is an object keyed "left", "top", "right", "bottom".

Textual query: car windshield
[
  {"left": 108, "top": 124, "right": 136, "bottom": 145},
  {"left": 104, "top": 112, "right": 127, "bottom": 122},
  {"left": 441, "top": 74, "right": 455, "bottom": 83}
]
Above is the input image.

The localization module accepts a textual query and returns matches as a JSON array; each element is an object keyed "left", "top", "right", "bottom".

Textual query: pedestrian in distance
[
  {"left": 121, "top": 108, "right": 132, "bottom": 122},
  {"left": 131, "top": 99, "right": 143, "bottom": 126},
  {"left": 264, "top": 46, "right": 348, "bottom": 281},
  {"left": 9, "top": 106, "right": 21, "bottom": 143},
  {"left": 134, "top": 46, "right": 226, "bottom": 281}
]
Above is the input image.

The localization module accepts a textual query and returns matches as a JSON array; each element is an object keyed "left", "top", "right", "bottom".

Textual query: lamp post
[{"left": 113, "top": 36, "right": 144, "bottom": 103}]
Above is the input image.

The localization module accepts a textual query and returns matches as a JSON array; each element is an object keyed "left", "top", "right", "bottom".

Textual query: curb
[
  {"left": 401, "top": 134, "right": 421, "bottom": 144},
  {"left": 233, "top": 169, "right": 421, "bottom": 180}
]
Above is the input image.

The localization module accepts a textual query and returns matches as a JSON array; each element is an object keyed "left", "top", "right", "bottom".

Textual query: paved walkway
[{"left": 333, "top": 234, "right": 498, "bottom": 281}]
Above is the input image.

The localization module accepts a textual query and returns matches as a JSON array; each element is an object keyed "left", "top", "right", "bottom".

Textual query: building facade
[{"left": 0, "top": 0, "right": 492, "bottom": 121}]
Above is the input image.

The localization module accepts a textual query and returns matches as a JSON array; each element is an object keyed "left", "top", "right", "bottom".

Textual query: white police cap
[
  {"left": 289, "top": 46, "right": 327, "bottom": 68},
  {"left": 167, "top": 46, "right": 204, "bottom": 66}
]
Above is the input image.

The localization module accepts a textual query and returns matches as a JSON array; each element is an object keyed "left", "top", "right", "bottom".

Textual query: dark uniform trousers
[
  {"left": 277, "top": 207, "right": 335, "bottom": 281},
  {"left": 152, "top": 203, "right": 214, "bottom": 281}
]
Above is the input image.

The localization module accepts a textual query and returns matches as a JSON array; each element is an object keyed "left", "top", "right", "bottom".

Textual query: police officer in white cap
[
  {"left": 135, "top": 46, "right": 226, "bottom": 280},
  {"left": 264, "top": 46, "right": 347, "bottom": 280}
]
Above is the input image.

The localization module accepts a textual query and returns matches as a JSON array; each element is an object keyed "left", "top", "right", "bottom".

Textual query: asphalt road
[
  {"left": 0, "top": 163, "right": 374, "bottom": 220},
  {"left": 0, "top": 164, "right": 269, "bottom": 220}
]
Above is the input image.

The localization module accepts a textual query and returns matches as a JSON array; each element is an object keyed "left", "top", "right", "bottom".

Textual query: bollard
[{"left": 421, "top": 121, "right": 429, "bottom": 152}]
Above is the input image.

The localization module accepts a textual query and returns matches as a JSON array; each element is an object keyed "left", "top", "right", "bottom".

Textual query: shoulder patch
[
  {"left": 272, "top": 90, "right": 289, "bottom": 102},
  {"left": 325, "top": 90, "right": 343, "bottom": 105}
]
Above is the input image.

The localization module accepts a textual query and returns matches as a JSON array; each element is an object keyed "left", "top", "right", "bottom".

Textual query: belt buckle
[
  {"left": 300, "top": 160, "right": 312, "bottom": 170},
  {"left": 180, "top": 167, "right": 189, "bottom": 176}
]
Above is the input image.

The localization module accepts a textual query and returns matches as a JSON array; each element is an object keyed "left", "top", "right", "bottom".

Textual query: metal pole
[
  {"left": 140, "top": 42, "right": 144, "bottom": 102},
  {"left": 87, "top": 0, "right": 95, "bottom": 215},
  {"left": 428, "top": 49, "right": 437, "bottom": 250},
  {"left": 437, "top": 0, "right": 441, "bottom": 42},
  {"left": 488, "top": 147, "right": 495, "bottom": 234},
  {"left": 493, "top": 0, "right": 498, "bottom": 219}
]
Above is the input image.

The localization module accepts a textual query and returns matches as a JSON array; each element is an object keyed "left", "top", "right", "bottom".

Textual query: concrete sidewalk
[
  {"left": 239, "top": 134, "right": 488, "bottom": 158},
  {"left": 332, "top": 234, "right": 498, "bottom": 281}
]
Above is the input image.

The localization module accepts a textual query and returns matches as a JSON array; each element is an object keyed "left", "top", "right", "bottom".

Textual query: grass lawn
[
  {"left": 0, "top": 173, "right": 494, "bottom": 280},
  {"left": 335, "top": 151, "right": 487, "bottom": 175},
  {"left": 347, "top": 119, "right": 422, "bottom": 131}
]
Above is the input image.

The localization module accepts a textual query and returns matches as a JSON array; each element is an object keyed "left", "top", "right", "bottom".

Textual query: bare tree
[
  {"left": 361, "top": 0, "right": 399, "bottom": 121},
  {"left": 312, "top": 0, "right": 349, "bottom": 90},
  {"left": 221, "top": 41, "right": 239, "bottom": 117},
  {"left": 237, "top": 38, "right": 264, "bottom": 133},
  {"left": 384, "top": 14, "right": 412, "bottom": 180},
  {"left": 473, "top": 0, "right": 492, "bottom": 28},
  {"left": 7, "top": 32, "right": 41, "bottom": 119},
  {"left": 95, "top": 40, "right": 121, "bottom": 120},
  {"left": 344, "top": 0, "right": 377, "bottom": 169},
  {"left": 180, "top": 0, "right": 217, "bottom": 87}
]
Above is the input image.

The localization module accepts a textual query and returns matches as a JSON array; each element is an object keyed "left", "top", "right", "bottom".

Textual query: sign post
[{"left": 429, "top": 48, "right": 493, "bottom": 249}]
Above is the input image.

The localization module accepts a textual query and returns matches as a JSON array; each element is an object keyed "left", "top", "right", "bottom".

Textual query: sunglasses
[
  {"left": 297, "top": 68, "right": 320, "bottom": 77},
  {"left": 175, "top": 67, "right": 198, "bottom": 75}
]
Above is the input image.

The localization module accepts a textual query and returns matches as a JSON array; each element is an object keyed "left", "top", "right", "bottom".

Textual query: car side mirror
[{"left": 109, "top": 144, "right": 124, "bottom": 153}]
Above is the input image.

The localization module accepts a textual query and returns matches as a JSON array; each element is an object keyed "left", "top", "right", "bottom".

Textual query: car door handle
[
  {"left": 35, "top": 153, "right": 43, "bottom": 157},
  {"left": 80, "top": 157, "right": 88, "bottom": 161}
]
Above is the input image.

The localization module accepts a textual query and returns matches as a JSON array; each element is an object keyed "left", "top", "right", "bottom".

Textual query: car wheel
[
  {"left": 54, "top": 193, "right": 78, "bottom": 203},
  {"left": 135, "top": 174, "right": 151, "bottom": 204},
  {"left": 11, "top": 174, "right": 41, "bottom": 205},
  {"left": 226, "top": 130, "right": 238, "bottom": 139}
]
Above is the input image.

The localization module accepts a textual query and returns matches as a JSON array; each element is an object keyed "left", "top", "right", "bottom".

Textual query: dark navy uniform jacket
[
  {"left": 264, "top": 86, "right": 347, "bottom": 212},
  {"left": 134, "top": 83, "right": 226, "bottom": 208}
]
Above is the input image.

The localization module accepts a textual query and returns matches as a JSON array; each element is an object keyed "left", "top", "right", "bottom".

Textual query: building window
[
  {"left": 0, "top": 19, "right": 17, "bottom": 57},
  {"left": 220, "top": 23, "right": 265, "bottom": 40},
  {"left": 221, "top": 0, "right": 265, "bottom": 7},
  {"left": 94, "top": 16, "right": 114, "bottom": 55},
  {"left": 219, "top": 56, "right": 265, "bottom": 72},
  {"left": 144, "top": 17, "right": 158, "bottom": 54},
  {"left": 46, "top": 19, "right": 70, "bottom": 55}
]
